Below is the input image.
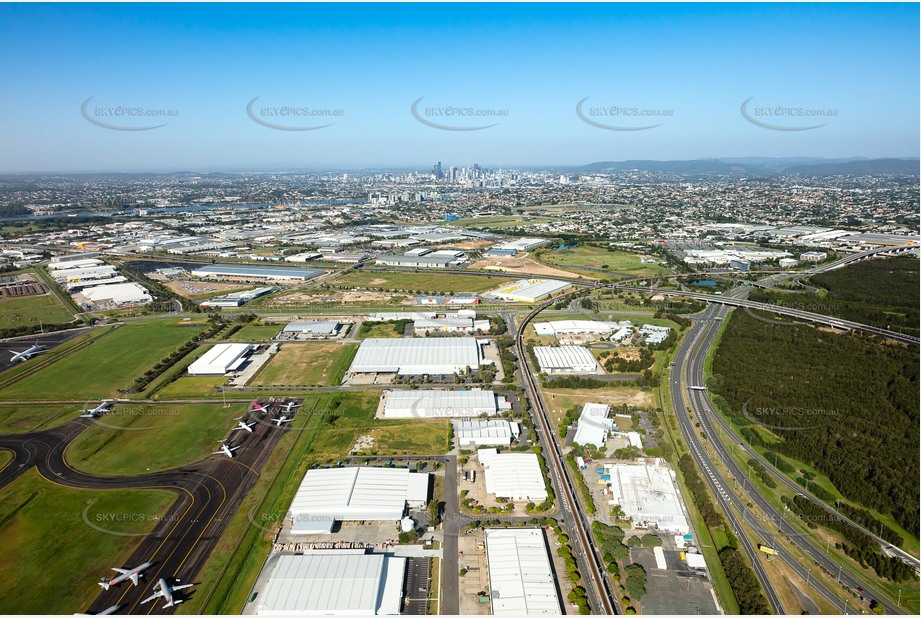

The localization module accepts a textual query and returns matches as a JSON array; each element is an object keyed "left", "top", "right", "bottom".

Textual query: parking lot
[{"left": 630, "top": 535, "right": 720, "bottom": 615}]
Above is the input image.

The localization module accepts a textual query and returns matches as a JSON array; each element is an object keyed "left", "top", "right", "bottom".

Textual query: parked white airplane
[
  {"left": 213, "top": 442, "right": 240, "bottom": 458},
  {"left": 232, "top": 419, "right": 255, "bottom": 433},
  {"left": 9, "top": 343, "right": 45, "bottom": 363},
  {"left": 281, "top": 400, "right": 301, "bottom": 414},
  {"left": 81, "top": 402, "right": 112, "bottom": 418},
  {"left": 274, "top": 415, "right": 293, "bottom": 427},
  {"left": 139, "top": 578, "right": 193, "bottom": 609},
  {"left": 98, "top": 562, "right": 153, "bottom": 590}
]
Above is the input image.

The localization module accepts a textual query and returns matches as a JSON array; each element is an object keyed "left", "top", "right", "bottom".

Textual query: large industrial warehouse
[
  {"left": 187, "top": 343, "right": 253, "bottom": 376},
  {"left": 573, "top": 402, "right": 615, "bottom": 448},
  {"left": 485, "top": 278, "right": 572, "bottom": 302},
  {"left": 605, "top": 459, "right": 690, "bottom": 534},
  {"left": 189, "top": 264, "right": 324, "bottom": 282},
  {"left": 479, "top": 449, "right": 548, "bottom": 502},
  {"left": 257, "top": 551, "right": 406, "bottom": 615},
  {"left": 484, "top": 528, "right": 562, "bottom": 615},
  {"left": 533, "top": 345, "right": 599, "bottom": 374},
  {"left": 455, "top": 419, "right": 519, "bottom": 447},
  {"left": 288, "top": 467, "right": 429, "bottom": 534},
  {"left": 379, "top": 389, "right": 511, "bottom": 418},
  {"left": 348, "top": 338, "right": 484, "bottom": 376}
]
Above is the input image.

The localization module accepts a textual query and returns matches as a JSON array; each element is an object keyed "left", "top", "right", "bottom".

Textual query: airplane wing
[
  {"left": 139, "top": 592, "right": 161, "bottom": 605},
  {"left": 172, "top": 584, "right": 194, "bottom": 591},
  {"left": 129, "top": 572, "right": 142, "bottom": 586},
  {"left": 111, "top": 568, "right": 130, "bottom": 575}
]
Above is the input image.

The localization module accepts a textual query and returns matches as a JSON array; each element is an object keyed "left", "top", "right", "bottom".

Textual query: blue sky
[{"left": 0, "top": 2, "right": 917, "bottom": 172}]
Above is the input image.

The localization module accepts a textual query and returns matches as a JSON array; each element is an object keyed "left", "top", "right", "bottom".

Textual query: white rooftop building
[
  {"left": 380, "top": 389, "right": 511, "bottom": 419},
  {"left": 605, "top": 459, "right": 690, "bottom": 534},
  {"left": 455, "top": 419, "right": 520, "bottom": 447},
  {"left": 289, "top": 467, "right": 429, "bottom": 534},
  {"left": 486, "top": 279, "right": 572, "bottom": 303},
  {"left": 485, "top": 528, "right": 562, "bottom": 615},
  {"left": 78, "top": 282, "right": 151, "bottom": 307},
  {"left": 479, "top": 449, "right": 547, "bottom": 502},
  {"left": 534, "top": 345, "right": 598, "bottom": 374},
  {"left": 533, "top": 320, "right": 629, "bottom": 337},
  {"left": 349, "top": 338, "right": 484, "bottom": 375},
  {"left": 257, "top": 551, "right": 406, "bottom": 615},
  {"left": 573, "top": 403, "right": 615, "bottom": 448},
  {"left": 639, "top": 324, "right": 671, "bottom": 346},
  {"left": 187, "top": 343, "right": 253, "bottom": 376}
]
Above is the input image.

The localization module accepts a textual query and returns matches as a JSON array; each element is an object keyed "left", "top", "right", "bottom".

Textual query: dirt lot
[
  {"left": 165, "top": 280, "right": 251, "bottom": 298},
  {"left": 468, "top": 256, "right": 585, "bottom": 280}
]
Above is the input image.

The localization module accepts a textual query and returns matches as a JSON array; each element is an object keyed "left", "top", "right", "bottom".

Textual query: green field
[
  {"left": 65, "top": 402, "right": 250, "bottom": 475},
  {"left": 444, "top": 214, "right": 563, "bottom": 229},
  {"left": 223, "top": 323, "right": 282, "bottom": 342},
  {"left": 250, "top": 343, "right": 357, "bottom": 387},
  {"left": 0, "top": 469, "right": 174, "bottom": 614},
  {"left": 336, "top": 270, "right": 512, "bottom": 293},
  {"left": 0, "top": 404, "right": 83, "bottom": 434},
  {"left": 537, "top": 245, "right": 669, "bottom": 279},
  {"left": 155, "top": 376, "right": 227, "bottom": 398},
  {"left": 358, "top": 421, "right": 451, "bottom": 455},
  {"left": 356, "top": 322, "right": 401, "bottom": 339},
  {"left": 0, "top": 319, "right": 206, "bottom": 400},
  {"left": 0, "top": 292, "right": 75, "bottom": 329}
]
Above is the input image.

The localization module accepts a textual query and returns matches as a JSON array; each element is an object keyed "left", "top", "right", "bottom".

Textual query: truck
[{"left": 757, "top": 544, "right": 778, "bottom": 557}]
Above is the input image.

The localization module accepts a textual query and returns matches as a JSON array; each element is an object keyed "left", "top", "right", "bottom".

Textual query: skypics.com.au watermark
[
  {"left": 741, "top": 96, "right": 837, "bottom": 131},
  {"left": 411, "top": 97, "right": 507, "bottom": 131},
  {"left": 576, "top": 97, "right": 672, "bottom": 131},
  {"left": 82, "top": 499, "right": 181, "bottom": 537},
  {"left": 81, "top": 97, "right": 178, "bottom": 131},
  {"left": 740, "top": 397, "right": 839, "bottom": 432},
  {"left": 743, "top": 300, "right": 840, "bottom": 328},
  {"left": 246, "top": 97, "right": 343, "bottom": 131}
]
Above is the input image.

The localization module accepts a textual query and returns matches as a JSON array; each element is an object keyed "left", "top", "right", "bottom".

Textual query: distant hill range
[{"left": 576, "top": 157, "right": 920, "bottom": 177}]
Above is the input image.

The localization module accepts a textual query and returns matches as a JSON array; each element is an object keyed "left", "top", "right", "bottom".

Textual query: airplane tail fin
[{"left": 98, "top": 581, "right": 110, "bottom": 590}]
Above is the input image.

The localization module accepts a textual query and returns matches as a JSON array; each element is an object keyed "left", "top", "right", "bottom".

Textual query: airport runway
[
  {"left": 0, "top": 328, "right": 91, "bottom": 374},
  {"left": 0, "top": 401, "right": 293, "bottom": 615}
]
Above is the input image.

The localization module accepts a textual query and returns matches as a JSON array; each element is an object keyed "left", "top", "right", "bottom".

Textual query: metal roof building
[
  {"left": 380, "top": 389, "right": 511, "bottom": 419},
  {"left": 456, "top": 419, "right": 519, "bottom": 447},
  {"left": 289, "top": 467, "right": 429, "bottom": 534},
  {"left": 281, "top": 320, "right": 341, "bottom": 338},
  {"left": 533, "top": 320, "right": 628, "bottom": 337},
  {"left": 78, "top": 282, "right": 152, "bottom": 307},
  {"left": 573, "top": 403, "right": 615, "bottom": 448},
  {"left": 349, "top": 338, "right": 483, "bottom": 375},
  {"left": 187, "top": 343, "right": 253, "bottom": 376},
  {"left": 605, "top": 459, "right": 690, "bottom": 535},
  {"left": 478, "top": 449, "right": 548, "bottom": 502},
  {"left": 534, "top": 345, "right": 598, "bottom": 374},
  {"left": 485, "top": 278, "right": 572, "bottom": 302},
  {"left": 484, "top": 528, "right": 562, "bottom": 615},
  {"left": 189, "top": 264, "right": 324, "bottom": 281},
  {"left": 257, "top": 551, "right": 406, "bottom": 615}
]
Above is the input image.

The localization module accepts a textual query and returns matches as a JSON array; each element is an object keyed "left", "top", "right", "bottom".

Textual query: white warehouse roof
[
  {"left": 605, "top": 459, "right": 690, "bottom": 535},
  {"left": 573, "top": 403, "right": 614, "bottom": 448},
  {"left": 187, "top": 343, "right": 253, "bottom": 376},
  {"left": 456, "top": 419, "right": 519, "bottom": 447},
  {"left": 533, "top": 320, "right": 628, "bottom": 337},
  {"left": 485, "top": 528, "right": 562, "bottom": 615},
  {"left": 380, "top": 389, "right": 510, "bottom": 418},
  {"left": 289, "top": 467, "right": 429, "bottom": 533},
  {"left": 80, "top": 282, "right": 151, "bottom": 306},
  {"left": 534, "top": 345, "right": 598, "bottom": 374},
  {"left": 349, "top": 338, "right": 483, "bottom": 375},
  {"left": 257, "top": 551, "right": 406, "bottom": 615},
  {"left": 479, "top": 450, "right": 548, "bottom": 502},
  {"left": 486, "top": 279, "right": 572, "bottom": 302}
]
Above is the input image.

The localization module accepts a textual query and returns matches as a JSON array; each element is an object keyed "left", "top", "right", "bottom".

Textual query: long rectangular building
[
  {"left": 479, "top": 449, "right": 547, "bottom": 502},
  {"left": 485, "top": 528, "right": 562, "bottom": 615},
  {"left": 485, "top": 278, "right": 572, "bottom": 303},
  {"left": 534, "top": 345, "right": 598, "bottom": 374},
  {"left": 605, "top": 459, "right": 690, "bottom": 535},
  {"left": 349, "top": 338, "right": 483, "bottom": 375},
  {"left": 456, "top": 419, "right": 519, "bottom": 447},
  {"left": 190, "top": 264, "right": 324, "bottom": 281},
  {"left": 187, "top": 343, "right": 253, "bottom": 375},
  {"left": 380, "top": 389, "right": 511, "bottom": 418},
  {"left": 289, "top": 467, "right": 429, "bottom": 534},
  {"left": 257, "top": 551, "right": 406, "bottom": 615}
]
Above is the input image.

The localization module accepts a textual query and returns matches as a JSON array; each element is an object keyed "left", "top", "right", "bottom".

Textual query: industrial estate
[{"left": 0, "top": 4, "right": 919, "bottom": 618}]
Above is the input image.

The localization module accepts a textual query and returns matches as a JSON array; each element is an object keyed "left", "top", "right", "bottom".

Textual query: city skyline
[{"left": 0, "top": 2, "right": 918, "bottom": 172}]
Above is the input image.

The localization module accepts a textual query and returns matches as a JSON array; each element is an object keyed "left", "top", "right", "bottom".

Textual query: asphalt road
[
  {"left": 0, "top": 401, "right": 291, "bottom": 615},
  {"left": 440, "top": 455, "right": 460, "bottom": 615},
  {"left": 677, "top": 299, "right": 905, "bottom": 614}
]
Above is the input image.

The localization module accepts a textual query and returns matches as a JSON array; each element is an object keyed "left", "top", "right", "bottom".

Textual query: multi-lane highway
[{"left": 679, "top": 299, "right": 908, "bottom": 614}]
